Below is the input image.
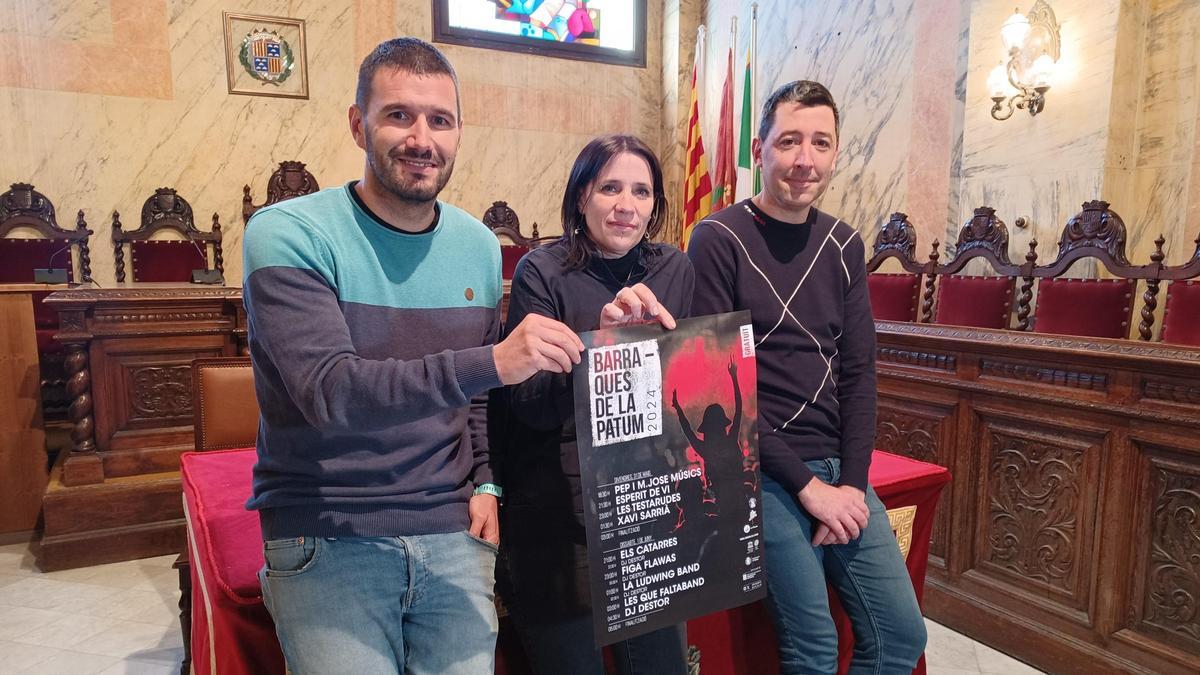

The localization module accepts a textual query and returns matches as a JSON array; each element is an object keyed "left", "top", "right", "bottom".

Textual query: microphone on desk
[
  {"left": 34, "top": 241, "right": 72, "bottom": 284},
  {"left": 187, "top": 238, "right": 224, "bottom": 285}
]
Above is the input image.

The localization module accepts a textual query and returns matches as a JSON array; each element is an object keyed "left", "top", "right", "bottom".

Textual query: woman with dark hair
[{"left": 497, "top": 134, "right": 694, "bottom": 674}]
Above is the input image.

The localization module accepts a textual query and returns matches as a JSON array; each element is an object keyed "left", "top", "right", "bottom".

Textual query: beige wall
[
  {"left": 697, "top": 0, "right": 1200, "bottom": 273},
  {"left": 5, "top": 0, "right": 1199, "bottom": 285},
  {"left": 699, "top": 0, "right": 968, "bottom": 256},
  {"left": 0, "top": 0, "right": 664, "bottom": 286}
]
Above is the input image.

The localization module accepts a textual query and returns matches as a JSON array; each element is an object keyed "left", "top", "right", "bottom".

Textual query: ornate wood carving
[
  {"left": 867, "top": 212, "right": 929, "bottom": 275},
  {"left": 875, "top": 409, "right": 939, "bottom": 465},
  {"left": 75, "top": 210, "right": 92, "bottom": 282},
  {"left": 62, "top": 341, "right": 99, "bottom": 482},
  {"left": 980, "top": 359, "right": 1108, "bottom": 391},
  {"left": 58, "top": 310, "right": 87, "bottom": 333},
  {"left": 243, "top": 161, "right": 320, "bottom": 223},
  {"left": 130, "top": 365, "right": 192, "bottom": 419},
  {"left": 878, "top": 347, "right": 957, "bottom": 371},
  {"left": 1141, "top": 237, "right": 1167, "bottom": 340},
  {"left": 112, "top": 188, "right": 222, "bottom": 282},
  {"left": 95, "top": 311, "right": 226, "bottom": 323},
  {"left": 1058, "top": 200, "right": 1131, "bottom": 265},
  {"left": 0, "top": 183, "right": 94, "bottom": 282},
  {"left": 870, "top": 212, "right": 916, "bottom": 262},
  {"left": 1140, "top": 465, "right": 1200, "bottom": 648},
  {"left": 211, "top": 214, "right": 224, "bottom": 276},
  {"left": 1160, "top": 232, "right": 1200, "bottom": 282},
  {"left": 0, "top": 182, "right": 57, "bottom": 227},
  {"left": 873, "top": 321, "right": 1200, "bottom": 673},
  {"left": 1143, "top": 380, "right": 1200, "bottom": 406},
  {"left": 987, "top": 431, "right": 1082, "bottom": 591},
  {"left": 877, "top": 320, "right": 1200, "bottom": 362},
  {"left": 50, "top": 287, "right": 242, "bottom": 302},
  {"left": 1035, "top": 200, "right": 1155, "bottom": 279},
  {"left": 112, "top": 211, "right": 127, "bottom": 282},
  {"left": 949, "top": 207, "right": 1015, "bottom": 267},
  {"left": 1017, "top": 241, "right": 1037, "bottom": 331},
  {"left": 483, "top": 200, "right": 548, "bottom": 247},
  {"left": 921, "top": 241, "right": 939, "bottom": 323}
]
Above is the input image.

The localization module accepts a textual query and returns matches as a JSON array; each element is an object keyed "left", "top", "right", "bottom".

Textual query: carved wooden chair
[
  {"left": 1150, "top": 234, "right": 1200, "bottom": 346},
  {"left": 243, "top": 160, "right": 320, "bottom": 223},
  {"left": 929, "top": 207, "right": 1022, "bottom": 330},
  {"left": 1026, "top": 201, "right": 1148, "bottom": 339},
  {"left": 483, "top": 200, "right": 552, "bottom": 280},
  {"left": 0, "top": 182, "right": 93, "bottom": 284},
  {"left": 112, "top": 188, "right": 224, "bottom": 283},
  {"left": 866, "top": 213, "right": 930, "bottom": 322},
  {"left": 0, "top": 183, "right": 94, "bottom": 418}
]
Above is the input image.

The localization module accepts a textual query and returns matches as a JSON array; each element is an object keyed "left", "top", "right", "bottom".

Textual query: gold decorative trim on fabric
[
  {"left": 183, "top": 495, "right": 218, "bottom": 675},
  {"left": 887, "top": 505, "right": 918, "bottom": 561}
]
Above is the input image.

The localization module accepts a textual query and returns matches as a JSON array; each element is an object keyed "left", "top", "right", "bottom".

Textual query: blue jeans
[
  {"left": 761, "top": 459, "right": 926, "bottom": 675},
  {"left": 258, "top": 532, "right": 499, "bottom": 675}
]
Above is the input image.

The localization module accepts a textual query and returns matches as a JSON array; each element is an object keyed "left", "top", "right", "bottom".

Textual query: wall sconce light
[{"left": 988, "top": 1, "right": 1060, "bottom": 120}]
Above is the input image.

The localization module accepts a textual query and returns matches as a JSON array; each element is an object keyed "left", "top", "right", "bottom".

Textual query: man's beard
[{"left": 367, "top": 143, "right": 455, "bottom": 205}]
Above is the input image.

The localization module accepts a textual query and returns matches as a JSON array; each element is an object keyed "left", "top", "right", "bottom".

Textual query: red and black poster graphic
[{"left": 573, "top": 310, "right": 766, "bottom": 646}]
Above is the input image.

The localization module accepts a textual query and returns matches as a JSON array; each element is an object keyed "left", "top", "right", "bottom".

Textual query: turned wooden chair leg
[{"left": 173, "top": 553, "right": 192, "bottom": 675}]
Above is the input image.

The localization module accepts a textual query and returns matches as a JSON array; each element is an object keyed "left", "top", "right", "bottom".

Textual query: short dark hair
[
  {"left": 560, "top": 135, "right": 668, "bottom": 271},
  {"left": 356, "top": 37, "right": 461, "bottom": 119},
  {"left": 759, "top": 80, "right": 840, "bottom": 142}
]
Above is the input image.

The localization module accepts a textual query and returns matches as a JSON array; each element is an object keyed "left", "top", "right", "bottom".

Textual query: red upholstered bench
[
  {"left": 867, "top": 273, "right": 921, "bottom": 322},
  {"left": 933, "top": 275, "right": 1014, "bottom": 329},
  {"left": 181, "top": 448, "right": 528, "bottom": 675},
  {"left": 1161, "top": 280, "right": 1200, "bottom": 346},
  {"left": 1033, "top": 277, "right": 1135, "bottom": 338},
  {"left": 182, "top": 449, "right": 948, "bottom": 675},
  {"left": 182, "top": 449, "right": 284, "bottom": 675}
]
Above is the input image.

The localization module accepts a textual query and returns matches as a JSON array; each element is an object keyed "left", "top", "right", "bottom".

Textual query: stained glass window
[{"left": 433, "top": 1, "right": 646, "bottom": 67}]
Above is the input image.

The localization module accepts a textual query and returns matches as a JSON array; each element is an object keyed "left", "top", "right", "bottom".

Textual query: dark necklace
[{"left": 598, "top": 249, "right": 640, "bottom": 289}]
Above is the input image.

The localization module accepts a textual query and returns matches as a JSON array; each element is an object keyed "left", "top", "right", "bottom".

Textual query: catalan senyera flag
[
  {"left": 712, "top": 46, "right": 737, "bottom": 211},
  {"left": 681, "top": 52, "right": 713, "bottom": 250},
  {"left": 735, "top": 45, "right": 760, "bottom": 201}
]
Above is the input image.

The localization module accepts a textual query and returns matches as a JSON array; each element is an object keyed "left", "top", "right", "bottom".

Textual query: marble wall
[
  {"left": 0, "top": 0, "right": 663, "bottom": 286},
  {"left": 698, "top": 0, "right": 967, "bottom": 258},
  {"left": 1124, "top": 0, "right": 1200, "bottom": 266},
  {"left": 697, "top": 0, "right": 1200, "bottom": 274},
  {"left": 957, "top": 0, "right": 1124, "bottom": 276},
  {"left": 6, "top": 1, "right": 1198, "bottom": 285}
]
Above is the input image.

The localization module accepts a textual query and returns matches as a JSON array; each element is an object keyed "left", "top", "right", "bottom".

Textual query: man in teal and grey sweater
[{"left": 242, "top": 37, "right": 584, "bottom": 675}]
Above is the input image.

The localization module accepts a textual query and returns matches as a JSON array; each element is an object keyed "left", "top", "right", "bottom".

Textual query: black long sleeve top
[
  {"left": 687, "top": 200, "right": 877, "bottom": 495},
  {"left": 498, "top": 239, "right": 695, "bottom": 537}
]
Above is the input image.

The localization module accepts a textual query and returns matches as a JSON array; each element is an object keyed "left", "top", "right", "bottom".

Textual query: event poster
[{"left": 573, "top": 310, "right": 766, "bottom": 646}]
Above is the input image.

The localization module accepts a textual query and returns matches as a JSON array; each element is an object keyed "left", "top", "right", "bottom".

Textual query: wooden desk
[
  {"left": 0, "top": 284, "right": 69, "bottom": 534},
  {"left": 39, "top": 284, "right": 246, "bottom": 569},
  {"left": 872, "top": 321, "right": 1200, "bottom": 675}
]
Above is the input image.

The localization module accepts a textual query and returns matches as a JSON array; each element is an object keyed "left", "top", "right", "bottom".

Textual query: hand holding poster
[{"left": 573, "top": 310, "right": 766, "bottom": 646}]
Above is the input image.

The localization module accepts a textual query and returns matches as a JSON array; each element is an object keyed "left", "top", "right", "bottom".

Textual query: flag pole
[
  {"left": 731, "top": 15, "right": 737, "bottom": 69},
  {"left": 751, "top": 2, "right": 760, "bottom": 193}
]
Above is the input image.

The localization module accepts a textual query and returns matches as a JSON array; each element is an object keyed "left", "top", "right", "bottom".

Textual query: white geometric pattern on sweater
[{"left": 699, "top": 206, "right": 860, "bottom": 432}]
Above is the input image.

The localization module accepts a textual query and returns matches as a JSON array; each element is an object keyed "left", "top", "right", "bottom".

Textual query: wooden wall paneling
[
  {"left": 0, "top": 290, "right": 51, "bottom": 533},
  {"left": 876, "top": 383, "right": 958, "bottom": 571},
  {"left": 1108, "top": 432, "right": 1200, "bottom": 673},
  {"left": 965, "top": 403, "right": 1108, "bottom": 624},
  {"left": 94, "top": 334, "right": 230, "bottom": 477},
  {"left": 875, "top": 321, "right": 1200, "bottom": 674},
  {"left": 39, "top": 285, "right": 243, "bottom": 570}
]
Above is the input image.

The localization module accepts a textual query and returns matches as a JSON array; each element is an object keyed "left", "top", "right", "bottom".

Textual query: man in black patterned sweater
[{"left": 687, "top": 80, "right": 926, "bottom": 674}]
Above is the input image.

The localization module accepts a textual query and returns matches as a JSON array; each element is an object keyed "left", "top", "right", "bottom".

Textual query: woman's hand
[{"left": 598, "top": 283, "right": 677, "bottom": 330}]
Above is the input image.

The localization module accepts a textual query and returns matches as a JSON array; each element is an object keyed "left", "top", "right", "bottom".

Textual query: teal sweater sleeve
[{"left": 243, "top": 210, "right": 500, "bottom": 435}]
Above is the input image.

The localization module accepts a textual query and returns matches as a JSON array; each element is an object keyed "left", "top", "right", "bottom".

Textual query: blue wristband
[{"left": 473, "top": 483, "right": 503, "bottom": 498}]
